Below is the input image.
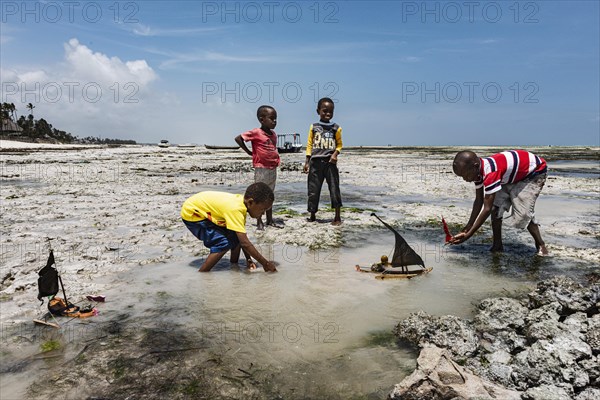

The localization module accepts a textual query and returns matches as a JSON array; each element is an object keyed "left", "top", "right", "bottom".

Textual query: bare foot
[
  {"left": 355, "top": 265, "right": 361, "bottom": 271},
  {"left": 267, "top": 221, "right": 284, "bottom": 229},
  {"left": 490, "top": 245, "right": 504, "bottom": 253},
  {"left": 257, "top": 222, "right": 265, "bottom": 231},
  {"left": 331, "top": 219, "right": 342, "bottom": 226},
  {"left": 536, "top": 244, "right": 550, "bottom": 256}
]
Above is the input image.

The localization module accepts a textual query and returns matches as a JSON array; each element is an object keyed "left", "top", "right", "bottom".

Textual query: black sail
[{"left": 371, "top": 213, "right": 425, "bottom": 268}]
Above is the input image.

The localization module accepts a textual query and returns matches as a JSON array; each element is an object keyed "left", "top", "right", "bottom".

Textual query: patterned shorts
[{"left": 493, "top": 173, "right": 546, "bottom": 229}]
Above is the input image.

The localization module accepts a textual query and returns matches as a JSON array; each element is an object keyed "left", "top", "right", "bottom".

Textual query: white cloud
[
  {"left": 64, "top": 38, "right": 157, "bottom": 86},
  {"left": 129, "top": 23, "right": 222, "bottom": 37},
  {"left": 1, "top": 39, "right": 161, "bottom": 141},
  {"left": 478, "top": 39, "right": 499, "bottom": 44}
]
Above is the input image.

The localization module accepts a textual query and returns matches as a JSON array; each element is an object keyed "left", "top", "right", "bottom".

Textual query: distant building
[{"left": 1, "top": 118, "right": 23, "bottom": 135}]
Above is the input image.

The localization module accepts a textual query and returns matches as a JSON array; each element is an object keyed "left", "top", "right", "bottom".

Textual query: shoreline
[{"left": 2, "top": 140, "right": 599, "bottom": 159}]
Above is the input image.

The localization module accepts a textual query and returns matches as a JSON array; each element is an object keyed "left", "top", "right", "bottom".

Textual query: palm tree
[
  {"left": 27, "top": 103, "right": 35, "bottom": 117},
  {"left": 0, "top": 103, "right": 9, "bottom": 120},
  {"left": 9, "top": 103, "right": 17, "bottom": 122}
]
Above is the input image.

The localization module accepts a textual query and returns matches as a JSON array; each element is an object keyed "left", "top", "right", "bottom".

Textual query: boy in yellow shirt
[{"left": 181, "top": 182, "right": 277, "bottom": 272}]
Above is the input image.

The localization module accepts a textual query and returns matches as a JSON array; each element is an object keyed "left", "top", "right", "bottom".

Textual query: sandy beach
[{"left": 1, "top": 141, "right": 599, "bottom": 398}]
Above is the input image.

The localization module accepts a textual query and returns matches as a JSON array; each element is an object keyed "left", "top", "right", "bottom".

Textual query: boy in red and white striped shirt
[{"left": 450, "top": 150, "right": 549, "bottom": 255}]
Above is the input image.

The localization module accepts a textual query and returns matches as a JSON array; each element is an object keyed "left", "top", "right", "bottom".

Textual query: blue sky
[{"left": 1, "top": 0, "right": 598, "bottom": 145}]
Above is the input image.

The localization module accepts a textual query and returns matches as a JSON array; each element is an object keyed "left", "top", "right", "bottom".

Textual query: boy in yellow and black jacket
[{"left": 303, "top": 97, "right": 343, "bottom": 225}]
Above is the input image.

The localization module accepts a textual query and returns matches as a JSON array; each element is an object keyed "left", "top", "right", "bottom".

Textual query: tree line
[{"left": 1, "top": 102, "right": 136, "bottom": 145}]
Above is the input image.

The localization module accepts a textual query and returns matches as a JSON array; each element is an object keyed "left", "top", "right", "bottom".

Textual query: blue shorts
[{"left": 183, "top": 219, "right": 240, "bottom": 253}]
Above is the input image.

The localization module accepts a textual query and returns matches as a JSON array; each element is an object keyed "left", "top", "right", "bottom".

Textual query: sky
[{"left": 1, "top": 0, "right": 599, "bottom": 146}]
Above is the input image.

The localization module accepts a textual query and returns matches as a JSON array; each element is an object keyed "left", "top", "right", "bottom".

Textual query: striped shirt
[{"left": 475, "top": 150, "right": 547, "bottom": 195}]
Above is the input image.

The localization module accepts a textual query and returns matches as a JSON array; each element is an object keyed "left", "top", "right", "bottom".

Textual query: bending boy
[
  {"left": 450, "top": 150, "right": 549, "bottom": 255},
  {"left": 181, "top": 182, "right": 278, "bottom": 272}
]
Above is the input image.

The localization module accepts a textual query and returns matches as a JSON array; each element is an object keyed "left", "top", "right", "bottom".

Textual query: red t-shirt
[
  {"left": 240, "top": 128, "right": 280, "bottom": 169},
  {"left": 475, "top": 150, "right": 547, "bottom": 195}
]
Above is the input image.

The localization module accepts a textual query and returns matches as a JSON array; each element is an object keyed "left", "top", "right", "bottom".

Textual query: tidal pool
[{"left": 1, "top": 232, "right": 543, "bottom": 399}]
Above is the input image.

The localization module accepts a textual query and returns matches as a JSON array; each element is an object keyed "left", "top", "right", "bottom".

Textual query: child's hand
[
  {"left": 329, "top": 154, "right": 338, "bottom": 164},
  {"left": 303, "top": 163, "right": 309, "bottom": 173},
  {"left": 263, "top": 261, "right": 278, "bottom": 272},
  {"left": 449, "top": 232, "right": 468, "bottom": 245}
]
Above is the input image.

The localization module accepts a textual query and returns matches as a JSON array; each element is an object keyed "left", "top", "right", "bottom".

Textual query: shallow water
[
  {"left": 9, "top": 234, "right": 546, "bottom": 397},
  {"left": 549, "top": 160, "right": 600, "bottom": 179},
  {"left": 1, "top": 233, "right": 545, "bottom": 399}
]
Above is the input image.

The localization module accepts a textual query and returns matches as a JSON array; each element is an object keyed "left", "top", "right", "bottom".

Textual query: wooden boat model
[{"left": 357, "top": 213, "right": 432, "bottom": 280}]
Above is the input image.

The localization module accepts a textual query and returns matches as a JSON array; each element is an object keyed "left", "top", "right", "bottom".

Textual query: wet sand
[{"left": 1, "top": 144, "right": 598, "bottom": 398}]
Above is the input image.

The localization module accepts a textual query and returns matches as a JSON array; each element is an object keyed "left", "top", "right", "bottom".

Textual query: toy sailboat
[{"left": 356, "top": 213, "right": 433, "bottom": 280}]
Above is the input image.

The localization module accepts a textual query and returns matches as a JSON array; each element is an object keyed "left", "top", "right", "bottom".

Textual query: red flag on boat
[{"left": 442, "top": 216, "right": 452, "bottom": 243}]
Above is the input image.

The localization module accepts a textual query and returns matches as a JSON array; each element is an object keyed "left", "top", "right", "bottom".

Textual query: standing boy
[
  {"left": 450, "top": 150, "right": 549, "bottom": 255},
  {"left": 181, "top": 182, "right": 278, "bottom": 272},
  {"left": 235, "top": 105, "right": 281, "bottom": 230},
  {"left": 303, "top": 97, "right": 343, "bottom": 225}
]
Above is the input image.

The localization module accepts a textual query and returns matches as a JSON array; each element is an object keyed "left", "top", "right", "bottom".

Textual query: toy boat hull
[{"left": 356, "top": 265, "right": 433, "bottom": 279}]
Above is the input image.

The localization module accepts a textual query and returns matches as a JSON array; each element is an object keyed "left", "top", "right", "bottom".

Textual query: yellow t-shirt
[{"left": 180, "top": 191, "right": 247, "bottom": 233}]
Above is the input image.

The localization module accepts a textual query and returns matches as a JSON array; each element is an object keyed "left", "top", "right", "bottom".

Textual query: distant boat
[
  {"left": 177, "top": 143, "right": 197, "bottom": 148},
  {"left": 204, "top": 145, "right": 240, "bottom": 150},
  {"left": 158, "top": 140, "right": 170, "bottom": 148},
  {"left": 205, "top": 133, "right": 302, "bottom": 153},
  {"left": 277, "top": 133, "right": 302, "bottom": 153}
]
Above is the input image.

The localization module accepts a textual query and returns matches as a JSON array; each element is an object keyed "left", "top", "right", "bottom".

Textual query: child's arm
[
  {"left": 330, "top": 126, "right": 343, "bottom": 163},
  {"left": 460, "top": 187, "right": 484, "bottom": 233},
  {"left": 235, "top": 231, "right": 277, "bottom": 271},
  {"left": 329, "top": 150, "right": 339, "bottom": 163},
  {"left": 241, "top": 247, "right": 257, "bottom": 269},
  {"left": 234, "top": 134, "right": 253, "bottom": 156},
  {"left": 303, "top": 155, "right": 311, "bottom": 173},
  {"left": 303, "top": 125, "right": 314, "bottom": 173},
  {"left": 451, "top": 191, "right": 495, "bottom": 244}
]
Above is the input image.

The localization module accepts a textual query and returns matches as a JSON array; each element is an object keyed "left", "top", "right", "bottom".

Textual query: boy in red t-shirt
[
  {"left": 235, "top": 105, "right": 281, "bottom": 230},
  {"left": 450, "top": 150, "right": 549, "bottom": 255}
]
